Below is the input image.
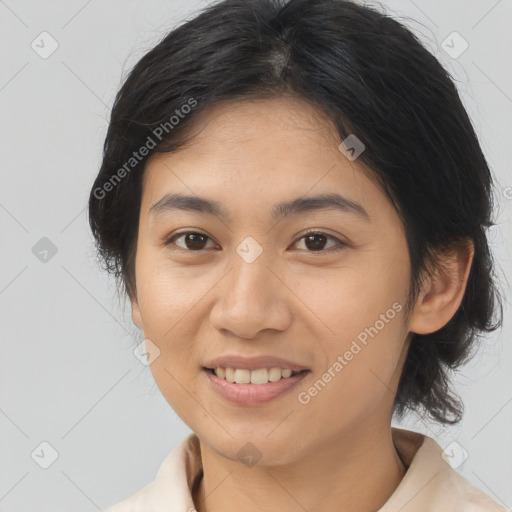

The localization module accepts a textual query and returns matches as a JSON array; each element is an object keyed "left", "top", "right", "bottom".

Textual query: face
[{"left": 131, "top": 96, "right": 413, "bottom": 465}]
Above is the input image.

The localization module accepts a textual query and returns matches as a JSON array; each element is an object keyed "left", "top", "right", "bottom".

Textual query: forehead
[{"left": 140, "top": 97, "right": 392, "bottom": 224}]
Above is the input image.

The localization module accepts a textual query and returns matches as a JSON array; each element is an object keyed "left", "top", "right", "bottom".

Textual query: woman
[{"left": 88, "top": 0, "right": 506, "bottom": 510}]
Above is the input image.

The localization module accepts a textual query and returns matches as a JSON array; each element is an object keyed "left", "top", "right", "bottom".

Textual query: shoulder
[
  {"left": 103, "top": 433, "right": 202, "bottom": 512},
  {"left": 383, "top": 428, "right": 508, "bottom": 512},
  {"left": 103, "top": 481, "right": 158, "bottom": 512},
  {"left": 425, "top": 459, "right": 508, "bottom": 511}
]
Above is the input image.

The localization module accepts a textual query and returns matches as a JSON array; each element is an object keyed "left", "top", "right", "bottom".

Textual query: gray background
[{"left": 1, "top": 0, "right": 511, "bottom": 510}]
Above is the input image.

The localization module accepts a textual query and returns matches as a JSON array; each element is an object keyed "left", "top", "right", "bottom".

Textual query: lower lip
[{"left": 203, "top": 368, "right": 310, "bottom": 406}]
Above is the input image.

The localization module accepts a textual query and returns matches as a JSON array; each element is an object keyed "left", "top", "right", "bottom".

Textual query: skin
[{"left": 130, "top": 96, "right": 474, "bottom": 512}]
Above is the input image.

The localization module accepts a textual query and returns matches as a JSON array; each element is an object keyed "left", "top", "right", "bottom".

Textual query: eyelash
[{"left": 164, "top": 228, "right": 347, "bottom": 254}]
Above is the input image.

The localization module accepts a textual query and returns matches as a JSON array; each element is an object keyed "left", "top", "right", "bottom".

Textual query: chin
[{"left": 199, "top": 426, "right": 304, "bottom": 467}]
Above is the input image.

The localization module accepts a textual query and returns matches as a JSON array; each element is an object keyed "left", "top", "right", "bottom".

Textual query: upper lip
[{"left": 203, "top": 355, "right": 310, "bottom": 372}]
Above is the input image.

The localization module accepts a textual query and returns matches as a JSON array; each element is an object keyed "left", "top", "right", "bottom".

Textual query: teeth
[
  {"left": 234, "top": 368, "right": 251, "bottom": 384},
  {"left": 213, "top": 367, "right": 299, "bottom": 384},
  {"left": 250, "top": 368, "right": 268, "bottom": 384},
  {"left": 268, "top": 367, "right": 282, "bottom": 382},
  {"left": 225, "top": 367, "right": 235, "bottom": 383}
]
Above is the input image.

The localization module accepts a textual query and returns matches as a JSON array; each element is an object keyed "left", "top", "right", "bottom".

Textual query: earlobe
[{"left": 408, "top": 240, "right": 475, "bottom": 335}]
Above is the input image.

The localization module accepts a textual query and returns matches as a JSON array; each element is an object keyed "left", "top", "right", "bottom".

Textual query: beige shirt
[{"left": 105, "top": 427, "right": 507, "bottom": 511}]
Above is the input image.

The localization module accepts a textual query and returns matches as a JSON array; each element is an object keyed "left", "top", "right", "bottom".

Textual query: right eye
[{"left": 164, "top": 231, "right": 218, "bottom": 251}]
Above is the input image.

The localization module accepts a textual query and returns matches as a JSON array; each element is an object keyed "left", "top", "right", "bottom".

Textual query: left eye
[
  {"left": 295, "top": 231, "right": 344, "bottom": 252},
  {"left": 165, "top": 231, "right": 345, "bottom": 253}
]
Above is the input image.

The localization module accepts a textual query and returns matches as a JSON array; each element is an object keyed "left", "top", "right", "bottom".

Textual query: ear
[
  {"left": 408, "top": 240, "right": 474, "bottom": 335},
  {"left": 130, "top": 292, "right": 143, "bottom": 330}
]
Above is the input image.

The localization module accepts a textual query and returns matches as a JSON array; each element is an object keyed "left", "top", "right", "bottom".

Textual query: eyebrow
[{"left": 148, "top": 192, "right": 370, "bottom": 222}]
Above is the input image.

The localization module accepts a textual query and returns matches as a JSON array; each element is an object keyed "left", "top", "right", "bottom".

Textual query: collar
[{"left": 107, "top": 427, "right": 506, "bottom": 511}]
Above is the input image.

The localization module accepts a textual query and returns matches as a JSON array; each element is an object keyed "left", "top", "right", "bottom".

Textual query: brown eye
[
  {"left": 304, "top": 233, "right": 329, "bottom": 251},
  {"left": 295, "top": 231, "right": 345, "bottom": 253},
  {"left": 165, "top": 230, "right": 345, "bottom": 254},
  {"left": 166, "top": 232, "right": 215, "bottom": 251}
]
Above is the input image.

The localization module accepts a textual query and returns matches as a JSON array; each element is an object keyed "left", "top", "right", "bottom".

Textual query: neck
[{"left": 192, "top": 424, "right": 407, "bottom": 512}]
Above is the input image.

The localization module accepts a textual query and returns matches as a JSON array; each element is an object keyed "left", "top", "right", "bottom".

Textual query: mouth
[
  {"left": 202, "top": 366, "right": 311, "bottom": 405},
  {"left": 202, "top": 366, "right": 309, "bottom": 384}
]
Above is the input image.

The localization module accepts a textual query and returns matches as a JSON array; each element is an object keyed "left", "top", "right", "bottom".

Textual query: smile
[
  {"left": 202, "top": 367, "right": 310, "bottom": 405},
  {"left": 207, "top": 366, "right": 305, "bottom": 384}
]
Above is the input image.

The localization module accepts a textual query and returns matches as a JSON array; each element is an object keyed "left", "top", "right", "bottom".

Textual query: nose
[{"left": 209, "top": 251, "right": 292, "bottom": 340}]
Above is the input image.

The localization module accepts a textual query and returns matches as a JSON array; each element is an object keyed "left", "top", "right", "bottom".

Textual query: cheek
[
  {"left": 147, "top": 359, "right": 206, "bottom": 433},
  {"left": 296, "top": 311, "right": 406, "bottom": 432},
  {"left": 137, "top": 267, "right": 204, "bottom": 410},
  {"left": 295, "top": 251, "right": 408, "bottom": 392},
  {"left": 291, "top": 254, "right": 407, "bottom": 338},
  {"left": 135, "top": 253, "right": 206, "bottom": 337}
]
